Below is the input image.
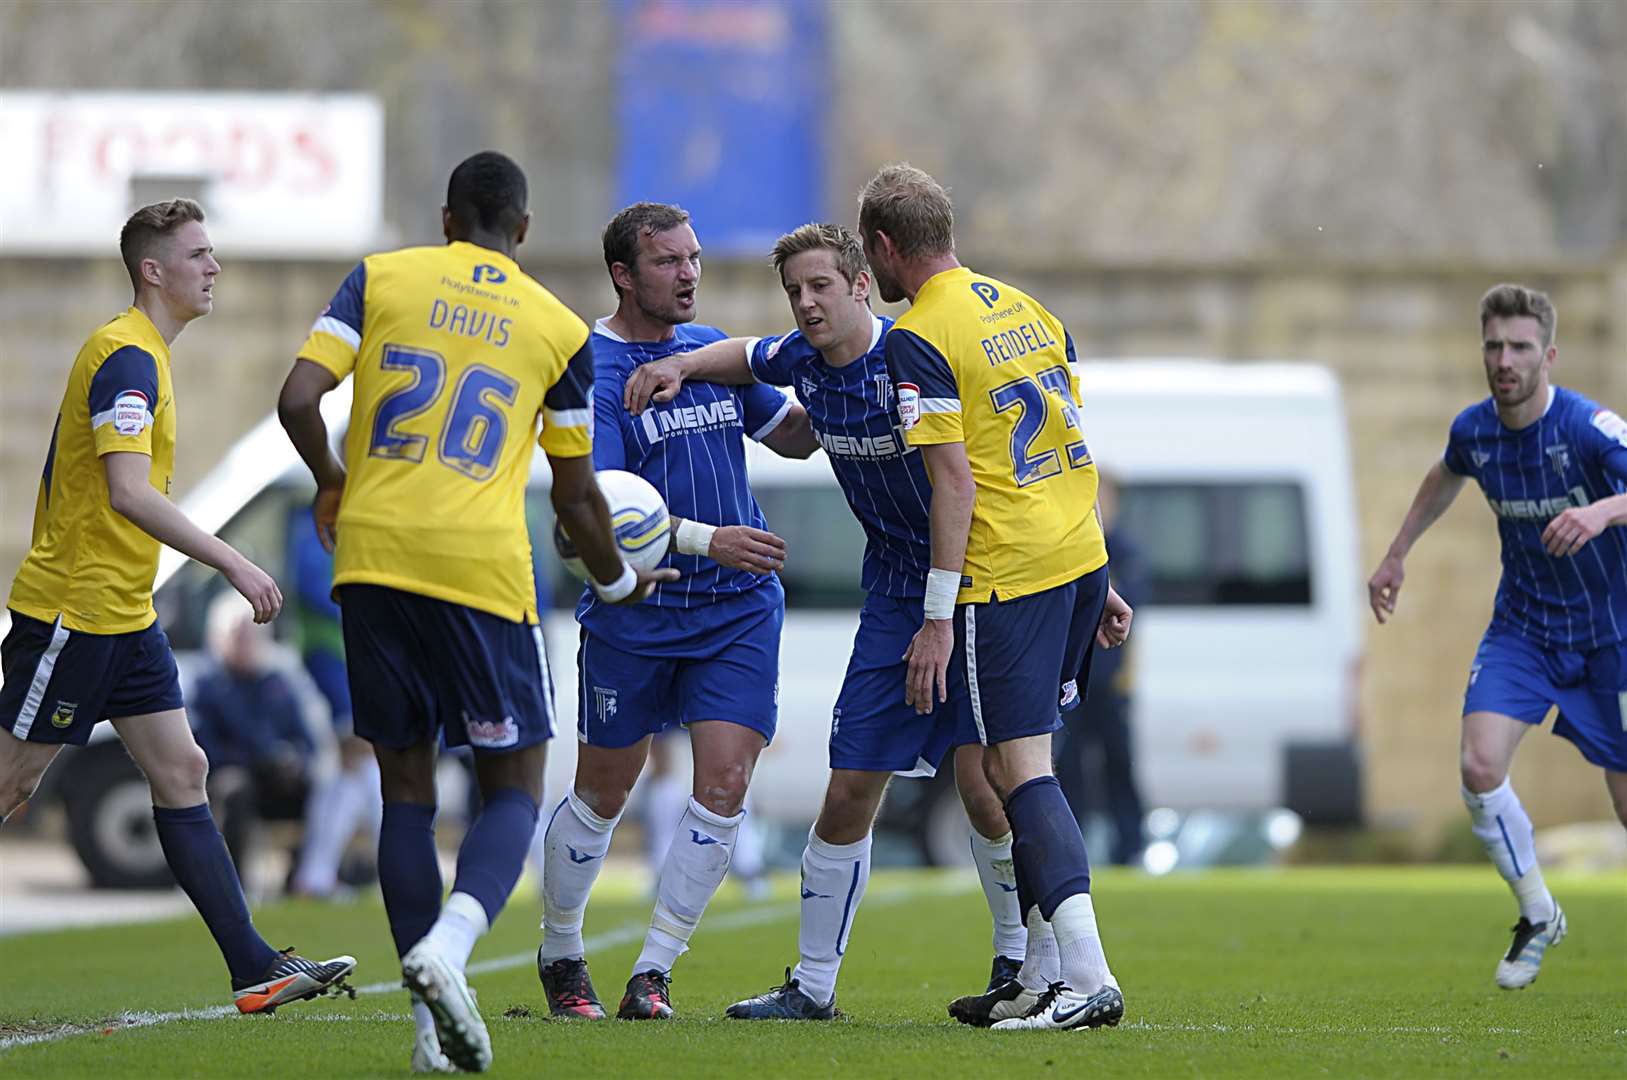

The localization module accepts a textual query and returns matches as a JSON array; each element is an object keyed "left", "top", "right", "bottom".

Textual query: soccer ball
[{"left": 552, "top": 469, "right": 671, "bottom": 581}]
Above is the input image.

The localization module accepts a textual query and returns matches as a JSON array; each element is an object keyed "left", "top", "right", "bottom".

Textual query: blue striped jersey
[
  {"left": 578, "top": 319, "right": 789, "bottom": 653},
  {"left": 747, "top": 313, "right": 932, "bottom": 599},
  {"left": 1443, "top": 386, "right": 1627, "bottom": 649}
]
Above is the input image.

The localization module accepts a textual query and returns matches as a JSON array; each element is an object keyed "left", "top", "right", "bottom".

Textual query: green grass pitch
[{"left": 2, "top": 867, "right": 1623, "bottom": 1077}]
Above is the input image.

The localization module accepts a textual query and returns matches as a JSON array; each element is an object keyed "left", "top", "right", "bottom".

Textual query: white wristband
[
  {"left": 675, "top": 517, "right": 717, "bottom": 557},
  {"left": 923, "top": 568, "right": 961, "bottom": 621},
  {"left": 591, "top": 561, "right": 638, "bottom": 602}
]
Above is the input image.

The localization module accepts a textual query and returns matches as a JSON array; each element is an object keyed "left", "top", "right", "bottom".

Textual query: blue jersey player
[
  {"left": 534, "top": 203, "right": 817, "bottom": 1023},
  {"left": 623, "top": 223, "right": 1033, "bottom": 1018},
  {"left": 1369, "top": 283, "right": 1627, "bottom": 990}
]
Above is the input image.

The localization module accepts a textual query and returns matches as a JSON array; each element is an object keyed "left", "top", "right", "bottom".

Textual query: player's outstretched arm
[
  {"left": 668, "top": 516, "right": 787, "bottom": 574},
  {"left": 1368, "top": 460, "right": 1466, "bottom": 625},
  {"left": 1541, "top": 492, "right": 1627, "bottom": 557},
  {"left": 623, "top": 338, "right": 753, "bottom": 414},
  {"left": 549, "top": 453, "right": 678, "bottom": 604},
  {"left": 278, "top": 358, "right": 347, "bottom": 551},
  {"left": 103, "top": 451, "right": 283, "bottom": 623},
  {"left": 762, "top": 404, "right": 820, "bottom": 459}
]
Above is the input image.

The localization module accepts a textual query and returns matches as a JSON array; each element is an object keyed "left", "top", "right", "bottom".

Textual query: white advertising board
[{"left": 0, "top": 92, "right": 383, "bottom": 256}]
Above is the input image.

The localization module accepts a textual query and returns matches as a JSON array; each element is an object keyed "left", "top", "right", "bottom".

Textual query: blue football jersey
[
  {"left": 578, "top": 320, "right": 789, "bottom": 653},
  {"left": 748, "top": 314, "right": 933, "bottom": 598},
  {"left": 1444, "top": 386, "right": 1627, "bottom": 649}
]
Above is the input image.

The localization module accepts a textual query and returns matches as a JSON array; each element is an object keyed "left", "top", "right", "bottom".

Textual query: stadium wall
[{"left": 3, "top": 253, "right": 1624, "bottom": 845}]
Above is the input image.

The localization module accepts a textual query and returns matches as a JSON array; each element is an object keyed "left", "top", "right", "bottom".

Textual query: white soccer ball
[{"left": 552, "top": 468, "right": 671, "bottom": 581}]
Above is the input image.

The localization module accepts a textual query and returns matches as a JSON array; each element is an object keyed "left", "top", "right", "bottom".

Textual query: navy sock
[
  {"left": 152, "top": 803, "right": 279, "bottom": 983},
  {"left": 379, "top": 801, "right": 442, "bottom": 958},
  {"left": 1004, "top": 775, "right": 1092, "bottom": 921},
  {"left": 452, "top": 786, "right": 540, "bottom": 926}
]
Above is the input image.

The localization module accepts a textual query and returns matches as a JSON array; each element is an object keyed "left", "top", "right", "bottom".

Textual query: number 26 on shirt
[
  {"left": 368, "top": 344, "right": 519, "bottom": 482},
  {"left": 989, "top": 364, "right": 1091, "bottom": 486}
]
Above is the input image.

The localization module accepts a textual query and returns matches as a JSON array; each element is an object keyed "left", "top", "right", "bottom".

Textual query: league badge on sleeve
[
  {"left": 1591, "top": 409, "right": 1627, "bottom": 448},
  {"left": 897, "top": 382, "right": 921, "bottom": 429},
  {"left": 112, "top": 390, "right": 151, "bottom": 436}
]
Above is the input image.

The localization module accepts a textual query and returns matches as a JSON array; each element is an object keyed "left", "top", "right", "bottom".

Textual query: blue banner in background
[{"left": 615, "top": 0, "right": 826, "bottom": 255}]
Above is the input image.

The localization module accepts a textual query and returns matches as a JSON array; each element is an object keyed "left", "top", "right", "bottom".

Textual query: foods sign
[{"left": 0, "top": 92, "right": 383, "bottom": 255}]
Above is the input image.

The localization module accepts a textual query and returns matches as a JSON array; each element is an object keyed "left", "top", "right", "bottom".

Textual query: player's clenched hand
[
  {"left": 624, "top": 359, "right": 688, "bottom": 415},
  {"left": 1097, "top": 586, "right": 1133, "bottom": 649},
  {"left": 1367, "top": 554, "right": 1405, "bottom": 624},
  {"left": 225, "top": 556, "right": 283, "bottom": 624},
  {"left": 707, "top": 526, "right": 787, "bottom": 574},
  {"left": 903, "top": 618, "right": 953, "bottom": 715},
  {"left": 313, "top": 483, "right": 343, "bottom": 553},
  {"left": 1541, "top": 505, "right": 1606, "bottom": 558},
  {"left": 613, "top": 566, "right": 681, "bottom": 605}
]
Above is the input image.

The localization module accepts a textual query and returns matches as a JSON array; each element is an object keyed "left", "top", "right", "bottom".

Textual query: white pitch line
[{"left": 1, "top": 876, "right": 966, "bottom": 1054}]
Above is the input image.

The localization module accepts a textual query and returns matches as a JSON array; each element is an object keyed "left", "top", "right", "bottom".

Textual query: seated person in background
[{"left": 190, "top": 592, "right": 330, "bottom": 880}]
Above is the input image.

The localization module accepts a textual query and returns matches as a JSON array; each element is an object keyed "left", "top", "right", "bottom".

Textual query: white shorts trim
[
  {"left": 12, "top": 616, "right": 70, "bottom": 741},
  {"left": 964, "top": 605, "right": 986, "bottom": 744}
]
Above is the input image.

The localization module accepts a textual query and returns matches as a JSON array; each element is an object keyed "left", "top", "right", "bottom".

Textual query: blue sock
[
  {"left": 452, "top": 786, "right": 540, "bottom": 926},
  {"left": 1004, "top": 775, "right": 1092, "bottom": 920},
  {"left": 152, "top": 803, "right": 279, "bottom": 983},
  {"left": 379, "top": 801, "right": 442, "bottom": 958}
]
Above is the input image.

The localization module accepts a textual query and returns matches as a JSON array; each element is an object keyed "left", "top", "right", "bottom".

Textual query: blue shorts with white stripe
[
  {"left": 952, "top": 565, "right": 1109, "bottom": 748},
  {"left": 337, "top": 584, "right": 555, "bottom": 753},
  {"left": 1463, "top": 620, "right": 1627, "bottom": 772},
  {"left": 0, "top": 609, "right": 184, "bottom": 744}
]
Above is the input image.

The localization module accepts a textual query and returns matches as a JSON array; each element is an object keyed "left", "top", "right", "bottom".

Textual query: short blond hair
[
  {"left": 856, "top": 163, "right": 954, "bottom": 259},
  {"left": 770, "top": 223, "right": 867, "bottom": 287},
  {"left": 1479, "top": 283, "right": 1557, "bottom": 348},
  {"left": 119, "top": 198, "right": 206, "bottom": 293}
]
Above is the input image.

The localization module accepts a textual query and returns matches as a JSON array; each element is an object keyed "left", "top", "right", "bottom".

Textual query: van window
[
  {"left": 529, "top": 486, "right": 867, "bottom": 611},
  {"left": 1117, "top": 481, "right": 1312, "bottom": 606}
]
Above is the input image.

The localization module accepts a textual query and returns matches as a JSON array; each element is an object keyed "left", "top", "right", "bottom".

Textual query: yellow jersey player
[
  {"left": 277, "top": 152, "right": 672, "bottom": 1073},
  {"left": 857, "top": 164, "right": 1133, "bottom": 1033},
  {"left": 0, "top": 199, "right": 356, "bottom": 1014}
]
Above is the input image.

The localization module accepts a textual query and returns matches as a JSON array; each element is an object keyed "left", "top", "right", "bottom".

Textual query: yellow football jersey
[
  {"left": 9, "top": 309, "right": 176, "bottom": 633},
  {"left": 298, "top": 242, "right": 593, "bottom": 624},
  {"left": 888, "top": 267, "right": 1106, "bottom": 604}
]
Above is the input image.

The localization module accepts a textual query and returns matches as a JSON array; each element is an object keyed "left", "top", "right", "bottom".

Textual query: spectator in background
[
  {"left": 286, "top": 509, "right": 383, "bottom": 898},
  {"left": 1055, "top": 473, "right": 1146, "bottom": 866},
  {"left": 190, "top": 592, "right": 329, "bottom": 879}
]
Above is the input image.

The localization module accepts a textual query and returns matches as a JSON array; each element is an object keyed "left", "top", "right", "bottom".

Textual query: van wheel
[
  {"left": 63, "top": 748, "right": 174, "bottom": 889},
  {"left": 920, "top": 783, "right": 972, "bottom": 868}
]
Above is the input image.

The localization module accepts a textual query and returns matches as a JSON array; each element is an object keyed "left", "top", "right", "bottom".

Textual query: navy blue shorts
[
  {"left": 337, "top": 585, "right": 555, "bottom": 753},
  {"left": 0, "top": 610, "right": 184, "bottom": 745},
  {"left": 1463, "top": 622, "right": 1627, "bottom": 773},
  {"left": 576, "top": 604, "right": 781, "bottom": 749},
  {"left": 953, "top": 566, "right": 1109, "bottom": 747},
  {"left": 830, "top": 592, "right": 979, "bottom": 775}
]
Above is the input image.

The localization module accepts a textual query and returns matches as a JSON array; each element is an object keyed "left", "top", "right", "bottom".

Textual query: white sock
[
  {"left": 410, "top": 993, "right": 437, "bottom": 1038},
  {"left": 420, "top": 891, "right": 488, "bottom": 971},
  {"left": 730, "top": 804, "right": 767, "bottom": 884},
  {"left": 291, "top": 768, "right": 346, "bottom": 894},
  {"left": 1462, "top": 780, "right": 1555, "bottom": 922},
  {"left": 1016, "top": 906, "right": 1061, "bottom": 992},
  {"left": 633, "top": 797, "right": 740, "bottom": 975},
  {"left": 1050, "top": 892, "right": 1114, "bottom": 995},
  {"left": 294, "top": 763, "right": 381, "bottom": 894},
  {"left": 540, "top": 792, "right": 621, "bottom": 962},
  {"left": 642, "top": 772, "right": 689, "bottom": 871},
  {"left": 968, "top": 829, "right": 1025, "bottom": 960},
  {"left": 790, "top": 828, "right": 871, "bottom": 1007}
]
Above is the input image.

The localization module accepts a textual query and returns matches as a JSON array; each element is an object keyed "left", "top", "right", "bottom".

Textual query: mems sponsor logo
[
  {"left": 638, "top": 397, "right": 740, "bottom": 443},
  {"left": 1485, "top": 487, "right": 1589, "bottom": 522}
]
